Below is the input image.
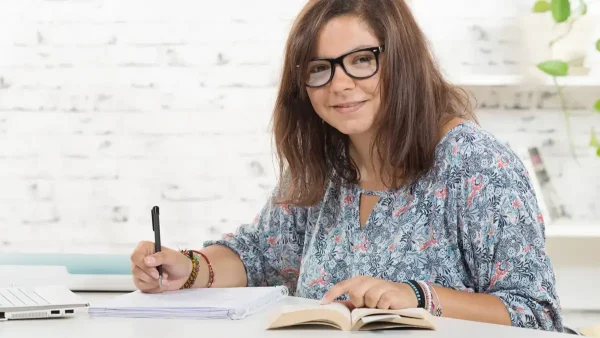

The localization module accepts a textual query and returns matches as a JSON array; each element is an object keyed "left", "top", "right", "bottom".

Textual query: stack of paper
[{"left": 88, "top": 286, "right": 288, "bottom": 320}]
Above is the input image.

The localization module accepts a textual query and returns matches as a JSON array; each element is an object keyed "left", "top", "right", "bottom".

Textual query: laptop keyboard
[{"left": 0, "top": 287, "right": 50, "bottom": 307}]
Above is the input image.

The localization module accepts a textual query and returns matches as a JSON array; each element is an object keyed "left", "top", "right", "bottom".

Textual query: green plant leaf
[
  {"left": 597, "top": 148, "right": 600, "bottom": 157},
  {"left": 551, "top": 0, "right": 571, "bottom": 23},
  {"left": 596, "top": 39, "right": 600, "bottom": 52},
  {"left": 537, "top": 60, "right": 569, "bottom": 76},
  {"left": 533, "top": 0, "right": 551, "bottom": 12},
  {"left": 590, "top": 128, "right": 600, "bottom": 148},
  {"left": 581, "top": 2, "right": 587, "bottom": 14},
  {"left": 594, "top": 99, "right": 600, "bottom": 112}
]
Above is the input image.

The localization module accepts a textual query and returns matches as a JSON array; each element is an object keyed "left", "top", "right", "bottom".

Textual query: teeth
[{"left": 338, "top": 102, "right": 360, "bottom": 108}]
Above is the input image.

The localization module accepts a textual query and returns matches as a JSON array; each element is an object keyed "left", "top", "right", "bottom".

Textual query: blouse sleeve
[
  {"left": 202, "top": 185, "right": 307, "bottom": 293},
  {"left": 456, "top": 147, "right": 563, "bottom": 331}
]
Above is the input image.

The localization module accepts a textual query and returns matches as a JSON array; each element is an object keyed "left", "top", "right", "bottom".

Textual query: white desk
[{"left": 0, "top": 292, "right": 571, "bottom": 337}]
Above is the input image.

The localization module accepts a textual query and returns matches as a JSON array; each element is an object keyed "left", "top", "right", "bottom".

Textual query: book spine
[{"left": 527, "top": 147, "right": 567, "bottom": 222}]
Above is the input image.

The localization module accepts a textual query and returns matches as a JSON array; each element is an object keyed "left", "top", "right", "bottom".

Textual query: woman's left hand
[{"left": 320, "top": 276, "right": 418, "bottom": 310}]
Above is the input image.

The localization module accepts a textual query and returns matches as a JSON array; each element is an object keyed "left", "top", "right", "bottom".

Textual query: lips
[
  {"left": 334, "top": 101, "right": 364, "bottom": 108},
  {"left": 332, "top": 100, "right": 367, "bottom": 114}
]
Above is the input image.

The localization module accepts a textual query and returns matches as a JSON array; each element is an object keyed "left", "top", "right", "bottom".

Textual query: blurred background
[{"left": 0, "top": 0, "right": 599, "bottom": 326}]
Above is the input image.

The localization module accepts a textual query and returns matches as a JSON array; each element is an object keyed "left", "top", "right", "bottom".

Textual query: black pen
[{"left": 151, "top": 206, "right": 163, "bottom": 287}]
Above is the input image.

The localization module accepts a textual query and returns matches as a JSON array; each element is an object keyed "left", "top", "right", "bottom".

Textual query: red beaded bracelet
[{"left": 192, "top": 250, "right": 214, "bottom": 288}]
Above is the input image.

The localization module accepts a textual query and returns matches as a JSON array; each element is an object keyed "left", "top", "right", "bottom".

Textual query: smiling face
[{"left": 305, "top": 15, "right": 383, "bottom": 137}]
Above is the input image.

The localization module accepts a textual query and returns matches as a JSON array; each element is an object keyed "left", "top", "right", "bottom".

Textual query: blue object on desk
[{"left": 0, "top": 253, "right": 132, "bottom": 275}]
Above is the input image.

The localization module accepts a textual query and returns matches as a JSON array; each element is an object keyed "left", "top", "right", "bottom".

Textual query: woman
[{"left": 130, "top": 0, "right": 563, "bottom": 331}]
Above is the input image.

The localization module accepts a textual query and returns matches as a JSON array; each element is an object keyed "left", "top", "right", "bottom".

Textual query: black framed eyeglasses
[{"left": 301, "top": 45, "right": 385, "bottom": 88}]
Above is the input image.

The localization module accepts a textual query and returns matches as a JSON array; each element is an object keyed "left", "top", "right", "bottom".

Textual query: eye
[
  {"left": 309, "top": 64, "right": 330, "bottom": 74},
  {"left": 353, "top": 55, "right": 374, "bottom": 64}
]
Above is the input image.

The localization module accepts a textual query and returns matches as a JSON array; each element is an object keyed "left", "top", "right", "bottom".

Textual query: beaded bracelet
[
  {"left": 417, "top": 281, "right": 433, "bottom": 313},
  {"left": 405, "top": 281, "right": 425, "bottom": 308},
  {"left": 430, "top": 285, "right": 443, "bottom": 317},
  {"left": 194, "top": 250, "right": 214, "bottom": 288},
  {"left": 180, "top": 250, "right": 200, "bottom": 289},
  {"left": 180, "top": 250, "right": 215, "bottom": 289}
]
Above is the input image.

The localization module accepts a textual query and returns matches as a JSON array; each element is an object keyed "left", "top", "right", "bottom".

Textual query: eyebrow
[{"left": 347, "top": 45, "right": 373, "bottom": 53}]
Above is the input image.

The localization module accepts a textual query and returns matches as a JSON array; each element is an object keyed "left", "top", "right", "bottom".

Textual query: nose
[{"left": 329, "top": 64, "right": 355, "bottom": 93}]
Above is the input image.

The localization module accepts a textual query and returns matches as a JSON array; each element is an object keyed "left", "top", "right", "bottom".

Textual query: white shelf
[
  {"left": 545, "top": 220, "right": 600, "bottom": 238},
  {"left": 446, "top": 74, "right": 600, "bottom": 87}
]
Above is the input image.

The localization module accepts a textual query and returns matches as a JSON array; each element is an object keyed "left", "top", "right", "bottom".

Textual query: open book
[
  {"left": 267, "top": 302, "right": 436, "bottom": 331},
  {"left": 580, "top": 323, "right": 600, "bottom": 337}
]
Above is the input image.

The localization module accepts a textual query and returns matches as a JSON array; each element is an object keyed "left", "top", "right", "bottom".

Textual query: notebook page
[{"left": 92, "top": 287, "right": 283, "bottom": 310}]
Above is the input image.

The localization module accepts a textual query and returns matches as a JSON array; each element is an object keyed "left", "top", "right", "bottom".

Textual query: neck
[{"left": 349, "top": 131, "right": 384, "bottom": 188}]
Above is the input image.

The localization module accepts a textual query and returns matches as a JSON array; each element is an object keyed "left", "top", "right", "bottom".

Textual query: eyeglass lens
[{"left": 306, "top": 49, "right": 378, "bottom": 87}]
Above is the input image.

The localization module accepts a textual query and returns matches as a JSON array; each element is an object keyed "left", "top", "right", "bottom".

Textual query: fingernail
[
  {"left": 145, "top": 257, "right": 155, "bottom": 265},
  {"left": 320, "top": 298, "right": 327, "bottom": 305}
]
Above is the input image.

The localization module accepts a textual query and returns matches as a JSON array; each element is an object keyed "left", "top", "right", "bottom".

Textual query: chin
[{"left": 330, "top": 120, "right": 374, "bottom": 136}]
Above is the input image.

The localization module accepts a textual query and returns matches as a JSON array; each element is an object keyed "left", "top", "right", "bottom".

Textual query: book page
[
  {"left": 350, "top": 307, "right": 426, "bottom": 327},
  {"left": 359, "top": 314, "right": 402, "bottom": 324},
  {"left": 278, "top": 302, "right": 351, "bottom": 317},
  {"left": 269, "top": 302, "right": 352, "bottom": 330},
  {"left": 351, "top": 309, "right": 435, "bottom": 331},
  {"left": 580, "top": 323, "right": 600, "bottom": 337}
]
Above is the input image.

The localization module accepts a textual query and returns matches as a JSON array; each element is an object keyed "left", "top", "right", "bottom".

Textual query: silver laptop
[{"left": 0, "top": 285, "right": 89, "bottom": 321}]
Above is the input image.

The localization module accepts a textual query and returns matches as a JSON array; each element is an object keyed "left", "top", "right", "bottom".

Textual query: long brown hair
[{"left": 272, "top": 0, "right": 475, "bottom": 206}]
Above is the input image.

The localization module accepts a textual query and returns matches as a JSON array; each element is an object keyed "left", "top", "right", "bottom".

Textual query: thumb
[{"left": 144, "top": 251, "right": 176, "bottom": 267}]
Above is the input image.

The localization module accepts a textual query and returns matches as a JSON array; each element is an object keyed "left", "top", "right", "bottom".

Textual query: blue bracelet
[{"left": 406, "top": 280, "right": 425, "bottom": 308}]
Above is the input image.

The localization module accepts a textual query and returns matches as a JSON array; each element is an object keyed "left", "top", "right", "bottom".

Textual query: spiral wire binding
[{"left": 228, "top": 285, "right": 289, "bottom": 320}]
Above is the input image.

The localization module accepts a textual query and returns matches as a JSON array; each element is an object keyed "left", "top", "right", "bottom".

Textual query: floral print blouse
[{"left": 204, "top": 121, "right": 563, "bottom": 331}]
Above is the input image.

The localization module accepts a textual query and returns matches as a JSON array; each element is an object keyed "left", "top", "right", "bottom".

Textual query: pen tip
[{"left": 159, "top": 276, "right": 163, "bottom": 287}]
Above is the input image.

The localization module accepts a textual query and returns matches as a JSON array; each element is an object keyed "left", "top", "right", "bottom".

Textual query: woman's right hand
[{"left": 130, "top": 241, "right": 193, "bottom": 293}]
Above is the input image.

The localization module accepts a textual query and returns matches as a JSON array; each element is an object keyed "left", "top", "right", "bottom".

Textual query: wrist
[
  {"left": 395, "top": 282, "right": 419, "bottom": 308},
  {"left": 179, "top": 250, "right": 214, "bottom": 289}
]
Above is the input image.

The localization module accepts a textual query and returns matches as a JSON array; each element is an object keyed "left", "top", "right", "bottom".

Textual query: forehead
[{"left": 313, "top": 15, "right": 380, "bottom": 58}]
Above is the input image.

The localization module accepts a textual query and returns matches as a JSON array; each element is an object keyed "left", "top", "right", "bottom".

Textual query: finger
[
  {"left": 144, "top": 251, "right": 176, "bottom": 267},
  {"left": 322, "top": 276, "right": 372, "bottom": 305},
  {"left": 132, "top": 265, "right": 156, "bottom": 283},
  {"left": 130, "top": 241, "right": 155, "bottom": 263},
  {"left": 133, "top": 266, "right": 168, "bottom": 283},
  {"left": 135, "top": 276, "right": 170, "bottom": 292},
  {"left": 364, "top": 286, "right": 389, "bottom": 308},
  {"left": 134, "top": 277, "right": 157, "bottom": 292},
  {"left": 321, "top": 278, "right": 359, "bottom": 304},
  {"left": 347, "top": 281, "right": 375, "bottom": 309},
  {"left": 388, "top": 292, "right": 406, "bottom": 310},
  {"left": 376, "top": 290, "right": 400, "bottom": 310},
  {"left": 137, "top": 280, "right": 168, "bottom": 294},
  {"left": 131, "top": 260, "right": 160, "bottom": 281},
  {"left": 131, "top": 250, "right": 151, "bottom": 268}
]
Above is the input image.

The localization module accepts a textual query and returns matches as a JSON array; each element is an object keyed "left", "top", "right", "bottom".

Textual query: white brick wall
[{"left": 0, "top": 0, "right": 599, "bottom": 254}]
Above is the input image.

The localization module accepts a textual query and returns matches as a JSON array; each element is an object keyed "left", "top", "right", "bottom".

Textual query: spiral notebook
[{"left": 88, "top": 286, "right": 288, "bottom": 320}]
